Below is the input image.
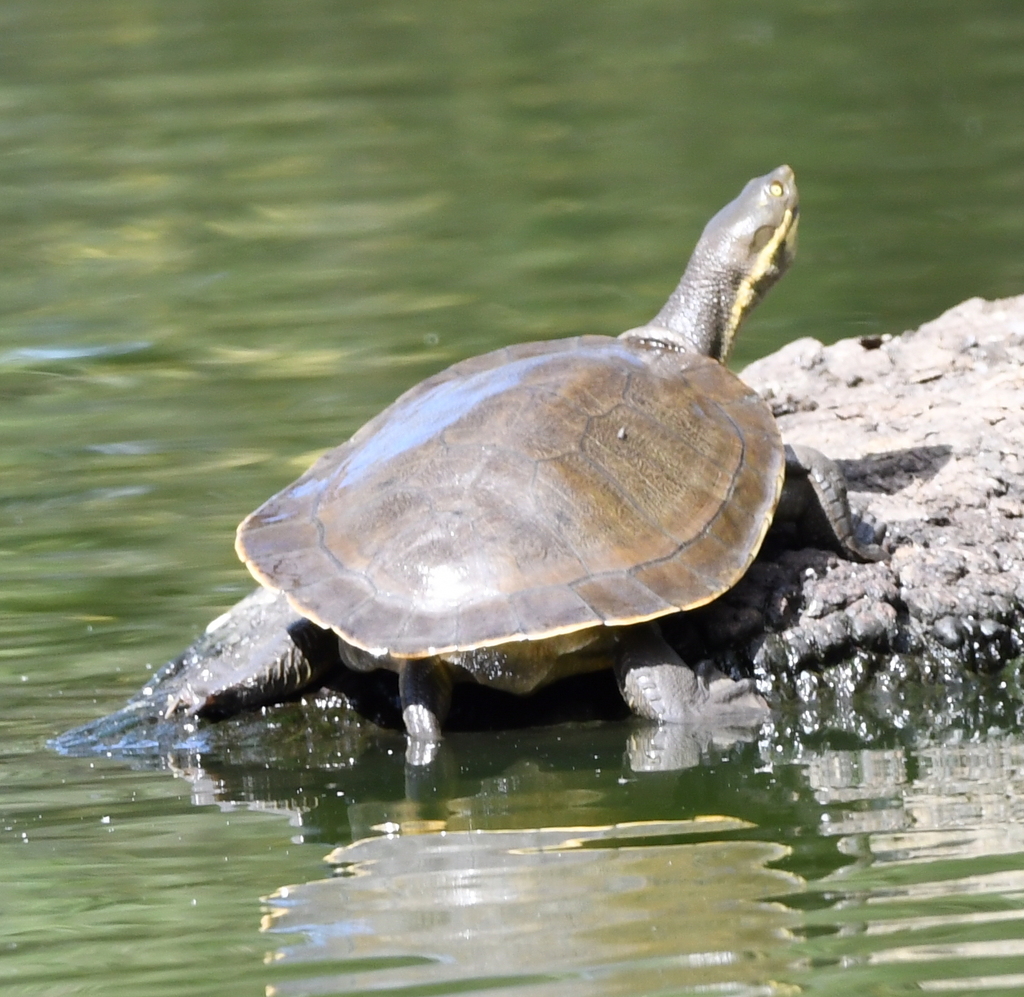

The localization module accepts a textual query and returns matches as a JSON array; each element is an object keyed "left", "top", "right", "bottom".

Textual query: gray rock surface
[{"left": 687, "top": 295, "right": 1024, "bottom": 698}]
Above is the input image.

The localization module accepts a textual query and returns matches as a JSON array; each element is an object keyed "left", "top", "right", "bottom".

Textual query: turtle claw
[
  {"left": 698, "top": 665, "right": 770, "bottom": 717},
  {"left": 851, "top": 507, "right": 888, "bottom": 562}
]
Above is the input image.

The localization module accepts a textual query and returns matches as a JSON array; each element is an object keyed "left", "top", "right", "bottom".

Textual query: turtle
[{"left": 211, "top": 164, "right": 884, "bottom": 744}]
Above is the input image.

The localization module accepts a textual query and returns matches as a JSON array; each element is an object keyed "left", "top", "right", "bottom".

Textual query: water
[{"left": 3, "top": 1, "right": 1024, "bottom": 994}]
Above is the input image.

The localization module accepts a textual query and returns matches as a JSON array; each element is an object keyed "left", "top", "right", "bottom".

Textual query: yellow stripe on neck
[{"left": 721, "top": 207, "right": 796, "bottom": 361}]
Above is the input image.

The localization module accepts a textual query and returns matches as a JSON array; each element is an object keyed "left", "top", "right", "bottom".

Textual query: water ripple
[{"left": 0, "top": 342, "right": 151, "bottom": 365}]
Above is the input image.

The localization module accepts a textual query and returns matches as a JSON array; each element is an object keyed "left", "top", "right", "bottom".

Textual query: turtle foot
[
  {"left": 398, "top": 658, "right": 452, "bottom": 743},
  {"left": 621, "top": 662, "right": 768, "bottom": 723},
  {"left": 613, "top": 622, "right": 768, "bottom": 724},
  {"left": 783, "top": 444, "right": 889, "bottom": 563},
  {"left": 851, "top": 506, "right": 889, "bottom": 562}
]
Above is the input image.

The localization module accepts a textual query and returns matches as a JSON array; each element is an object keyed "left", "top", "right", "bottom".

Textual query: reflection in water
[
  {"left": 791, "top": 736, "right": 1024, "bottom": 995},
  {"left": 138, "top": 712, "right": 1024, "bottom": 996},
  {"left": 120, "top": 710, "right": 775, "bottom": 843},
  {"left": 262, "top": 820, "right": 799, "bottom": 997}
]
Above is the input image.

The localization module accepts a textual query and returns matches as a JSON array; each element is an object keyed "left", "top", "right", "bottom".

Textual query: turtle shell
[{"left": 236, "top": 335, "right": 785, "bottom": 658}]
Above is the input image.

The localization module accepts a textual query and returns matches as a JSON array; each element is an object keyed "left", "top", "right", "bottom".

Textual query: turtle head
[{"left": 622, "top": 165, "right": 799, "bottom": 363}]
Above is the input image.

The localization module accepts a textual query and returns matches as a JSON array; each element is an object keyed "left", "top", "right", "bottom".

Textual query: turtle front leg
[
  {"left": 780, "top": 444, "right": 887, "bottom": 562},
  {"left": 399, "top": 657, "right": 454, "bottom": 741},
  {"left": 613, "top": 623, "right": 768, "bottom": 723}
]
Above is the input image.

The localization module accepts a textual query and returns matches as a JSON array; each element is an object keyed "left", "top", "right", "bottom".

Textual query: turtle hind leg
[
  {"left": 613, "top": 623, "right": 768, "bottom": 723},
  {"left": 399, "top": 657, "right": 453, "bottom": 741},
  {"left": 781, "top": 444, "right": 888, "bottom": 563}
]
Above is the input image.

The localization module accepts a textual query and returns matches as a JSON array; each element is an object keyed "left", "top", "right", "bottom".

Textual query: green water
[{"left": 4, "top": 1, "right": 1024, "bottom": 994}]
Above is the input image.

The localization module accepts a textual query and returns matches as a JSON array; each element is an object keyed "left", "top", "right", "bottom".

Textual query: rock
[{"left": 689, "top": 295, "right": 1024, "bottom": 695}]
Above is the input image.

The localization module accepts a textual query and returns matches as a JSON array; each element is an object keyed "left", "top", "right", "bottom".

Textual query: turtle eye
[{"left": 769, "top": 180, "right": 785, "bottom": 197}]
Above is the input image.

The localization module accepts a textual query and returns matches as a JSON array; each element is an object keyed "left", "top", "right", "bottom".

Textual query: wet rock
[{"left": 932, "top": 615, "right": 963, "bottom": 649}]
